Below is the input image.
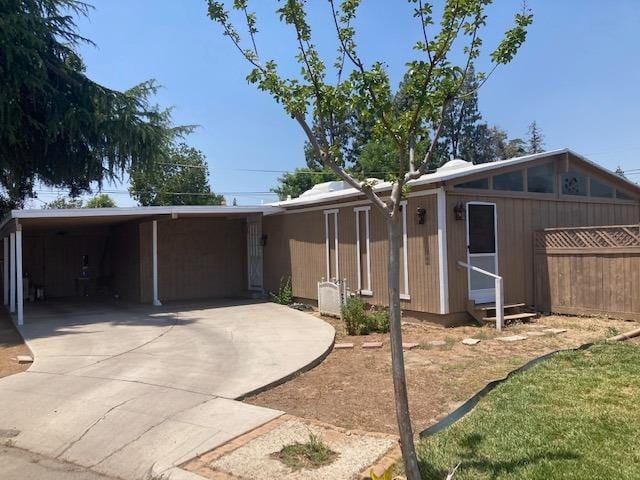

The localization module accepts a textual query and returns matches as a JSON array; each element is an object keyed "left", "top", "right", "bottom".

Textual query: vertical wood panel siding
[
  {"left": 446, "top": 193, "right": 640, "bottom": 313},
  {"left": 262, "top": 193, "right": 441, "bottom": 313}
]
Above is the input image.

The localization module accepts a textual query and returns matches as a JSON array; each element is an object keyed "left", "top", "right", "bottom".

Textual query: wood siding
[
  {"left": 533, "top": 226, "right": 640, "bottom": 320},
  {"left": 446, "top": 193, "right": 640, "bottom": 313},
  {"left": 140, "top": 218, "right": 246, "bottom": 303},
  {"left": 263, "top": 194, "right": 441, "bottom": 313}
]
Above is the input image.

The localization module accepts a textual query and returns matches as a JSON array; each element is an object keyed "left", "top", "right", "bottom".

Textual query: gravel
[{"left": 210, "top": 419, "right": 395, "bottom": 479}]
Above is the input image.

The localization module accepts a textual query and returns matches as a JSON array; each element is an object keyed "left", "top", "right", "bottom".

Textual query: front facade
[
  {"left": 263, "top": 149, "right": 640, "bottom": 323},
  {"left": 2, "top": 149, "right": 639, "bottom": 326}
]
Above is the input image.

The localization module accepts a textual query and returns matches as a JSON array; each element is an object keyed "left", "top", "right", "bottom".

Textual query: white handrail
[{"left": 458, "top": 260, "right": 504, "bottom": 331}]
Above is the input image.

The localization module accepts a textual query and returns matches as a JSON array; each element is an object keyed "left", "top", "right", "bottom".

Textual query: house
[
  {"left": 1, "top": 149, "right": 639, "bottom": 326},
  {"left": 261, "top": 148, "right": 640, "bottom": 324}
]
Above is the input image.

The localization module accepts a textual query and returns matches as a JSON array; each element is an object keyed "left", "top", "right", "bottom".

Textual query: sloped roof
[{"left": 271, "top": 148, "right": 639, "bottom": 208}]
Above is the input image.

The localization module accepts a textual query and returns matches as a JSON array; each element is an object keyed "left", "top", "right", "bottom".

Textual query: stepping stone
[
  {"left": 16, "top": 355, "right": 33, "bottom": 364},
  {"left": 362, "top": 341, "right": 383, "bottom": 349},
  {"left": 462, "top": 338, "right": 481, "bottom": 346},
  {"left": 426, "top": 340, "right": 447, "bottom": 346},
  {"left": 334, "top": 343, "right": 354, "bottom": 350},
  {"left": 403, "top": 342, "right": 420, "bottom": 350},
  {"left": 543, "top": 328, "right": 567, "bottom": 334},
  {"left": 497, "top": 335, "right": 528, "bottom": 342},
  {"left": 526, "top": 331, "right": 547, "bottom": 337}
]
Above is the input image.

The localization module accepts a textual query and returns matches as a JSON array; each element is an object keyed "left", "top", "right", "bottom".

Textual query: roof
[
  {"left": 271, "top": 148, "right": 640, "bottom": 208},
  {"left": 0, "top": 205, "right": 284, "bottom": 231}
]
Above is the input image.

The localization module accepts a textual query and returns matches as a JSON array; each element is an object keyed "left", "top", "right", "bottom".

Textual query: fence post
[{"left": 495, "top": 276, "right": 504, "bottom": 331}]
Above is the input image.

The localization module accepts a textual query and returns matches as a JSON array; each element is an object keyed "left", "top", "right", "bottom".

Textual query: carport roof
[{"left": 0, "top": 205, "right": 284, "bottom": 232}]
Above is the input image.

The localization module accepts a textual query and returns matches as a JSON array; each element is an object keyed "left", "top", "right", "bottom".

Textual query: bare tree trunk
[{"left": 387, "top": 215, "right": 421, "bottom": 480}]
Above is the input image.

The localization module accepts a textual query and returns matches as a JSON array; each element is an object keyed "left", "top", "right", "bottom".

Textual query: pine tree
[{"left": 527, "top": 121, "right": 545, "bottom": 153}]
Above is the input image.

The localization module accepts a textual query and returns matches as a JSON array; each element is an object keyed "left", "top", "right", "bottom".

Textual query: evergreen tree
[{"left": 527, "top": 121, "right": 545, "bottom": 153}]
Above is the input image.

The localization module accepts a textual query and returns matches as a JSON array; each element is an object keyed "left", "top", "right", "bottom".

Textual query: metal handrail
[{"left": 458, "top": 260, "right": 504, "bottom": 331}]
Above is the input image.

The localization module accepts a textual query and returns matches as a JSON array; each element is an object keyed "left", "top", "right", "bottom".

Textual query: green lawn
[{"left": 416, "top": 342, "right": 640, "bottom": 480}]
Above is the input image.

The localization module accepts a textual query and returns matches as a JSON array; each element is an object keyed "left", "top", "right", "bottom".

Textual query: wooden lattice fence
[{"left": 534, "top": 224, "right": 640, "bottom": 321}]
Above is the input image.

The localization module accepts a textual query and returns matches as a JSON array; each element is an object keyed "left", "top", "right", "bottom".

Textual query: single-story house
[{"left": 1, "top": 148, "right": 639, "bottom": 325}]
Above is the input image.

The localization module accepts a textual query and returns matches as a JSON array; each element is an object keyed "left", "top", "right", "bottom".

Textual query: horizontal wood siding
[
  {"left": 446, "top": 193, "right": 640, "bottom": 313},
  {"left": 263, "top": 194, "right": 441, "bottom": 313}
]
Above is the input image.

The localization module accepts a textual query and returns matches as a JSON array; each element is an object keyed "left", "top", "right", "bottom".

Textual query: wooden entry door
[{"left": 466, "top": 202, "right": 498, "bottom": 304}]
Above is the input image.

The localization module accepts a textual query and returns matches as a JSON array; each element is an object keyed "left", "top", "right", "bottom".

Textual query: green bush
[
  {"left": 271, "top": 277, "right": 293, "bottom": 305},
  {"left": 342, "top": 297, "right": 390, "bottom": 335}
]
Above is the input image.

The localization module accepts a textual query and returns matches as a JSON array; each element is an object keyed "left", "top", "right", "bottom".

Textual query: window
[
  {"left": 590, "top": 178, "right": 614, "bottom": 198},
  {"left": 400, "top": 201, "right": 410, "bottom": 300},
  {"left": 493, "top": 170, "right": 524, "bottom": 192},
  {"left": 527, "top": 163, "right": 555, "bottom": 193},
  {"left": 354, "top": 206, "right": 372, "bottom": 295},
  {"left": 561, "top": 171, "right": 588, "bottom": 196},
  {"left": 323, "top": 209, "right": 339, "bottom": 280},
  {"left": 455, "top": 178, "right": 489, "bottom": 190},
  {"left": 616, "top": 189, "right": 635, "bottom": 201}
]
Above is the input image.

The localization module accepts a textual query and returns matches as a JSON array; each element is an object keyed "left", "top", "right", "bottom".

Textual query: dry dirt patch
[
  {"left": 245, "top": 313, "right": 635, "bottom": 435},
  {"left": 0, "top": 310, "right": 30, "bottom": 378}
]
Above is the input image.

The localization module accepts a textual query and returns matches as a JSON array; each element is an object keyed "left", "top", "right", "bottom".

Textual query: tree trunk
[{"left": 387, "top": 215, "right": 421, "bottom": 479}]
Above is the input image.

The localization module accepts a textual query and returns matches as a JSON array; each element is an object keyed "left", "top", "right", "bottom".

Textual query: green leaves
[{"left": 491, "top": 10, "right": 534, "bottom": 64}]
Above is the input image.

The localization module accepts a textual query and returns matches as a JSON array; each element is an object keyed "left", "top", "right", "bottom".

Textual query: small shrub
[
  {"left": 342, "top": 297, "right": 367, "bottom": 335},
  {"left": 272, "top": 432, "right": 338, "bottom": 471},
  {"left": 342, "top": 297, "right": 390, "bottom": 335},
  {"left": 271, "top": 277, "right": 293, "bottom": 305}
]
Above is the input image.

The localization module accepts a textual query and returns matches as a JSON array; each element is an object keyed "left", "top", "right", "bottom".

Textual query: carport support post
[
  {"left": 9, "top": 233, "right": 15, "bottom": 313},
  {"left": 3, "top": 237, "right": 8, "bottom": 306},
  {"left": 15, "top": 228, "right": 23, "bottom": 326},
  {"left": 152, "top": 220, "right": 161, "bottom": 307}
]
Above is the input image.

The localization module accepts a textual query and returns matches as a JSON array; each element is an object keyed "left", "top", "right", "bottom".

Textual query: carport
[{"left": 0, "top": 205, "right": 282, "bottom": 325}]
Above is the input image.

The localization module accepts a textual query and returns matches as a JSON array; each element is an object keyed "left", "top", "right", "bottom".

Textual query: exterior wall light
[
  {"left": 454, "top": 202, "right": 466, "bottom": 221},
  {"left": 416, "top": 207, "right": 426, "bottom": 225}
]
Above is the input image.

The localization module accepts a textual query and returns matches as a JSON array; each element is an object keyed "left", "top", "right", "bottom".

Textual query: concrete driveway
[{"left": 0, "top": 300, "right": 334, "bottom": 480}]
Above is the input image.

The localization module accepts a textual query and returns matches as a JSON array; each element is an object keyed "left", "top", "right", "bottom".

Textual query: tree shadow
[{"left": 419, "top": 432, "right": 581, "bottom": 479}]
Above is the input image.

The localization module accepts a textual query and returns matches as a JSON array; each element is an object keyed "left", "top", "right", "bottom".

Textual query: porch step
[
  {"left": 481, "top": 312, "right": 538, "bottom": 323},
  {"left": 466, "top": 299, "right": 538, "bottom": 327},
  {"left": 475, "top": 302, "right": 526, "bottom": 311}
]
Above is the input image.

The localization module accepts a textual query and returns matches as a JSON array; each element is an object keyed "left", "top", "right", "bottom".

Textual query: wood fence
[{"left": 534, "top": 224, "right": 640, "bottom": 321}]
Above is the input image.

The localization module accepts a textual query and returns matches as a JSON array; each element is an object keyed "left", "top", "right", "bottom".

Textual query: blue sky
[{"left": 33, "top": 1, "right": 640, "bottom": 207}]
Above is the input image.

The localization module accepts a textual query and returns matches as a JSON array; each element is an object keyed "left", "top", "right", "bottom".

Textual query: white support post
[
  {"left": 9, "top": 233, "right": 15, "bottom": 313},
  {"left": 15, "top": 229, "right": 24, "bottom": 326},
  {"left": 437, "top": 188, "right": 450, "bottom": 314},
  {"left": 152, "top": 220, "right": 161, "bottom": 307},
  {"left": 3, "top": 237, "right": 8, "bottom": 306},
  {"left": 495, "top": 276, "right": 504, "bottom": 332}
]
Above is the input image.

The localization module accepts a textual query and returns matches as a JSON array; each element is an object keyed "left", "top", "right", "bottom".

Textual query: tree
[
  {"left": 527, "top": 120, "right": 544, "bottom": 153},
  {"left": 207, "top": 2, "right": 532, "bottom": 476},
  {"left": 85, "top": 194, "right": 116, "bottom": 208},
  {"left": 272, "top": 168, "right": 338, "bottom": 200},
  {"left": 44, "top": 197, "right": 84, "bottom": 209},
  {"left": 0, "top": 0, "right": 182, "bottom": 210},
  {"left": 129, "top": 143, "right": 224, "bottom": 206}
]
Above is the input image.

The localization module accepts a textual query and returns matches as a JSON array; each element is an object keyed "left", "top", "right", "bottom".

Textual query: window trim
[
  {"left": 400, "top": 200, "right": 410, "bottom": 301},
  {"left": 323, "top": 209, "right": 339, "bottom": 280},
  {"left": 354, "top": 206, "right": 372, "bottom": 296}
]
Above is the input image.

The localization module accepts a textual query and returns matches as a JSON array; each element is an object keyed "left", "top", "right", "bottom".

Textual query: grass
[
  {"left": 272, "top": 433, "right": 338, "bottom": 471},
  {"left": 416, "top": 342, "right": 640, "bottom": 480}
]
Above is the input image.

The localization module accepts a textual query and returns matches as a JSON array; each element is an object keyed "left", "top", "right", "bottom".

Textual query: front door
[{"left": 466, "top": 202, "right": 498, "bottom": 304}]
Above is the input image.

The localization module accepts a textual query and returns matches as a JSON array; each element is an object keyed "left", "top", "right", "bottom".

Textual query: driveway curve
[{"left": 0, "top": 300, "right": 334, "bottom": 480}]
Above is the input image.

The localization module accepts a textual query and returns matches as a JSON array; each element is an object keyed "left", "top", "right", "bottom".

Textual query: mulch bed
[
  {"left": 0, "top": 310, "right": 31, "bottom": 378},
  {"left": 245, "top": 312, "right": 636, "bottom": 435}
]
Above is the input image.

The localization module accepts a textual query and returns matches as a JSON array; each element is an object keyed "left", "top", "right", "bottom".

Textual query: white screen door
[{"left": 466, "top": 202, "right": 498, "bottom": 303}]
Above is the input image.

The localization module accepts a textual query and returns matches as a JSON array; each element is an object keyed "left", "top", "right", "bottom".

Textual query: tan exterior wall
[
  {"left": 263, "top": 193, "right": 441, "bottom": 314},
  {"left": 111, "top": 222, "right": 140, "bottom": 302},
  {"left": 446, "top": 192, "right": 640, "bottom": 313},
  {"left": 22, "top": 227, "right": 110, "bottom": 298},
  {"left": 140, "top": 217, "right": 246, "bottom": 303}
]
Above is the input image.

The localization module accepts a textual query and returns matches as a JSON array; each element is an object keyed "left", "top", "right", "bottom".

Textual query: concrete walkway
[{"left": 0, "top": 300, "right": 334, "bottom": 480}]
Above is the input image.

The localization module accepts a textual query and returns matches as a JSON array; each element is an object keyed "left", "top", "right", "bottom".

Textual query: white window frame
[
  {"left": 400, "top": 201, "right": 410, "bottom": 300},
  {"left": 324, "top": 209, "right": 339, "bottom": 280},
  {"left": 354, "top": 206, "right": 372, "bottom": 296}
]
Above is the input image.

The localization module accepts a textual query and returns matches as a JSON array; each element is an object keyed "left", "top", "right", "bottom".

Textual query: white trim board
[
  {"left": 354, "top": 206, "right": 372, "bottom": 295},
  {"left": 437, "top": 188, "right": 449, "bottom": 314},
  {"left": 323, "top": 209, "right": 339, "bottom": 280},
  {"left": 400, "top": 200, "right": 410, "bottom": 301}
]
